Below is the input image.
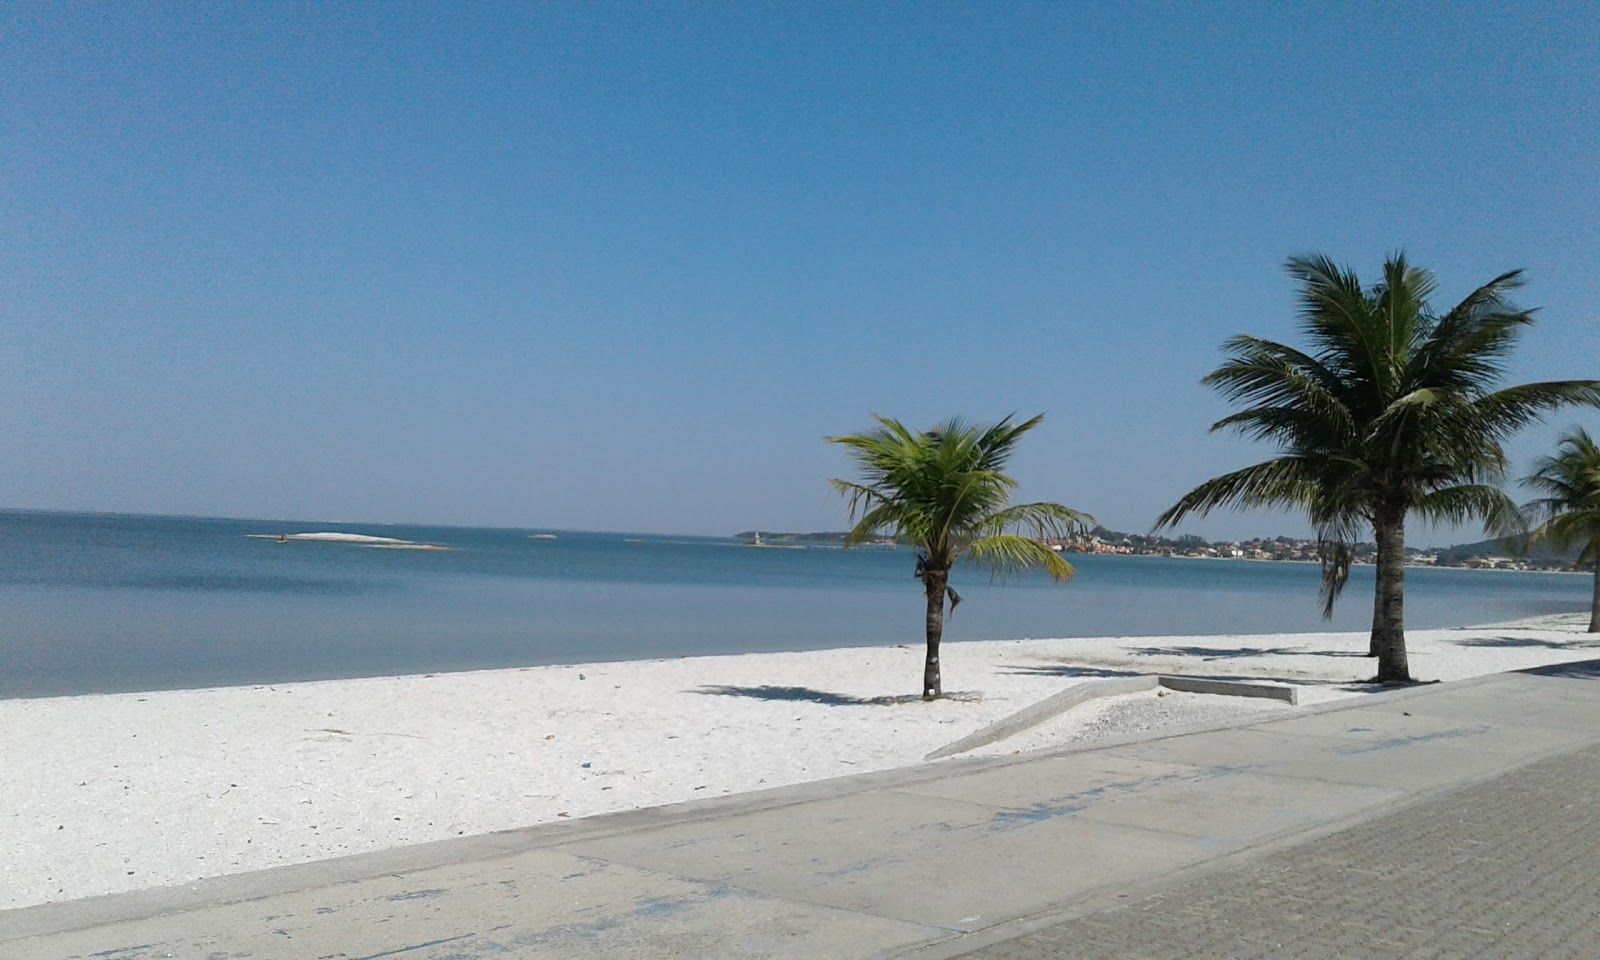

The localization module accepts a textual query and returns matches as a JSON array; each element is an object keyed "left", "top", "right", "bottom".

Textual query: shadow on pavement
[{"left": 998, "top": 665, "right": 1147, "bottom": 679}]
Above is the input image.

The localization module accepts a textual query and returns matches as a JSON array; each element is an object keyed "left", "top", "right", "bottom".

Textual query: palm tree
[
  {"left": 1522, "top": 427, "right": 1600, "bottom": 632},
  {"left": 829, "top": 414, "right": 1093, "bottom": 699},
  {"left": 1156, "top": 254, "right": 1599, "bottom": 682}
]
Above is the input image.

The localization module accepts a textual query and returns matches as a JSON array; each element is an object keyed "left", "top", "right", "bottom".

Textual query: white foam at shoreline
[{"left": 2, "top": 613, "right": 1594, "bottom": 910}]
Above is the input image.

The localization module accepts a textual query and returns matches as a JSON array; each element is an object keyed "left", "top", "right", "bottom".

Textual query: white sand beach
[{"left": 2, "top": 613, "right": 1595, "bottom": 910}]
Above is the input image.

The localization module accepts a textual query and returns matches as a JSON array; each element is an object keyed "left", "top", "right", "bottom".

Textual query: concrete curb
[
  {"left": 925, "top": 675, "right": 1300, "bottom": 760},
  {"left": 1157, "top": 675, "right": 1300, "bottom": 705}
]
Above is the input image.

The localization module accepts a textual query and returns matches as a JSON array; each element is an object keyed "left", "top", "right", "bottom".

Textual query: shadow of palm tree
[
  {"left": 1454, "top": 635, "right": 1600, "bottom": 650},
  {"left": 688, "top": 684, "right": 980, "bottom": 705},
  {"left": 998, "top": 665, "right": 1148, "bottom": 679},
  {"left": 1126, "top": 645, "right": 1369, "bottom": 660},
  {"left": 1516, "top": 659, "right": 1600, "bottom": 678},
  {"left": 1002, "top": 662, "right": 1359, "bottom": 688}
]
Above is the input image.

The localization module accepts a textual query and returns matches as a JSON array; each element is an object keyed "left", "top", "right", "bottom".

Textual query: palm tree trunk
[
  {"left": 922, "top": 566, "right": 947, "bottom": 699},
  {"left": 1370, "top": 502, "right": 1411, "bottom": 682},
  {"left": 1590, "top": 556, "right": 1599, "bottom": 633}
]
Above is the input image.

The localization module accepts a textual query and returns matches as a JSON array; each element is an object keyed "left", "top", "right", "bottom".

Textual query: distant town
[{"left": 734, "top": 528, "right": 1584, "bottom": 572}]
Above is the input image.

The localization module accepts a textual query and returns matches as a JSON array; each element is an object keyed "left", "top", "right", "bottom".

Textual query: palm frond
[
  {"left": 964, "top": 534, "right": 1076, "bottom": 582},
  {"left": 978, "top": 502, "right": 1095, "bottom": 540},
  {"left": 1530, "top": 514, "right": 1600, "bottom": 561},
  {"left": 1474, "top": 382, "right": 1600, "bottom": 438},
  {"left": 1316, "top": 539, "right": 1354, "bottom": 620},
  {"left": 1155, "top": 457, "right": 1326, "bottom": 530},
  {"left": 1416, "top": 484, "right": 1523, "bottom": 538},
  {"left": 1418, "top": 270, "right": 1531, "bottom": 392},
  {"left": 843, "top": 502, "right": 905, "bottom": 547},
  {"left": 829, "top": 413, "right": 1087, "bottom": 581},
  {"left": 1519, "top": 427, "right": 1600, "bottom": 564},
  {"left": 1203, "top": 337, "right": 1353, "bottom": 433},
  {"left": 1171, "top": 253, "right": 1585, "bottom": 629},
  {"left": 1285, "top": 254, "right": 1385, "bottom": 382}
]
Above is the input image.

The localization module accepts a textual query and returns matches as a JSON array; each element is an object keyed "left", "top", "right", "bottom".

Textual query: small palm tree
[
  {"left": 1522, "top": 427, "right": 1600, "bottom": 632},
  {"left": 829, "top": 414, "right": 1093, "bottom": 699},
  {"left": 1157, "top": 254, "right": 1599, "bottom": 682}
]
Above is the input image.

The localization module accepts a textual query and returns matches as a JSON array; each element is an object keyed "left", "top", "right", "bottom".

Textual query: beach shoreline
[{"left": 2, "top": 612, "right": 1595, "bottom": 911}]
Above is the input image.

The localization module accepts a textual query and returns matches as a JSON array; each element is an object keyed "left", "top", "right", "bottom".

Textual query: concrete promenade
[{"left": 5, "top": 660, "right": 1599, "bottom": 959}]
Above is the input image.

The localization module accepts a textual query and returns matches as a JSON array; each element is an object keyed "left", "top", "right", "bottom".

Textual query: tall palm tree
[
  {"left": 829, "top": 414, "right": 1092, "bottom": 699},
  {"left": 1156, "top": 254, "right": 1599, "bottom": 682},
  {"left": 1522, "top": 427, "right": 1600, "bottom": 632}
]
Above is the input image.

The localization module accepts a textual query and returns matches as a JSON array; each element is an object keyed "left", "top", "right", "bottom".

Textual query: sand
[{"left": 2, "top": 613, "right": 1596, "bottom": 910}]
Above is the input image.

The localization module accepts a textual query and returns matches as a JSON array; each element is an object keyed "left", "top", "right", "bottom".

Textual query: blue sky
[{"left": 5, "top": 2, "right": 1597, "bottom": 543}]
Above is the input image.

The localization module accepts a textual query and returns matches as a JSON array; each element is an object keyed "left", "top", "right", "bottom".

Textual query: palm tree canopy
[
  {"left": 1523, "top": 427, "right": 1600, "bottom": 566},
  {"left": 1158, "top": 253, "right": 1600, "bottom": 612},
  {"left": 828, "top": 414, "right": 1093, "bottom": 580}
]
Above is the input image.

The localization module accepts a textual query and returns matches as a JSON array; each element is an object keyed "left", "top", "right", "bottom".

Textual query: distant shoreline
[{"left": 1145, "top": 553, "right": 1587, "bottom": 575}]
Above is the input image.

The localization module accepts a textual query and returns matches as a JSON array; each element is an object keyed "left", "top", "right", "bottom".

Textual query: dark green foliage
[
  {"left": 1158, "top": 254, "right": 1600, "bottom": 680},
  {"left": 829, "top": 414, "right": 1093, "bottom": 697}
]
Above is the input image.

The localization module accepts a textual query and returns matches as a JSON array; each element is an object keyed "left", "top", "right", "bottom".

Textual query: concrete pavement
[
  {"left": 5, "top": 660, "right": 1600, "bottom": 959},
  {"left": 956, "top": 738, "right": 1600, "bottom": 959}
]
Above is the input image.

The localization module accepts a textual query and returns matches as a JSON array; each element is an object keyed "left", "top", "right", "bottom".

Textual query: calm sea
[{"left": 0, "top": 509, "right": 1587, "bottom": 699}]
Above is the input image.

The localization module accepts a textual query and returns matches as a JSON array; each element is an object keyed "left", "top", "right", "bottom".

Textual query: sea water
[{"left": 0, "top": 509, "right": 1587, "bottom": 698}]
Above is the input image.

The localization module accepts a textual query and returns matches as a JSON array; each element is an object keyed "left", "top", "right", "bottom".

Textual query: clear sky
[{"left": 5, "top": 2, "right": 1597, "bottom": 543}]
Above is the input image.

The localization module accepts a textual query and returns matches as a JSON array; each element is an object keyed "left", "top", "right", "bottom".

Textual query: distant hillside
[{"left": 1433, "top": 535, "right": 1581, "bottom": 565}]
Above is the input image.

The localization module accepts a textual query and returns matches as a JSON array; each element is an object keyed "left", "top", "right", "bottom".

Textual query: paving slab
[
  {"left": 1099, "top": 714, "right": 1591, "bottom": 791},
  {"left": 3, "top": 846, "right": 944, "bottom": 960},
  {"left": 1065, "top": 768, "right": 1402, "bottom": 841},
  {"left": 1388, "top": 673, "right": 1600, "bottom": 731},
  {"left": 887, "top": 752, "right": 1199, "bottom": 808},
  {"left": 892, "top": 751, "right": 1402, "bottom": 844},
  {"left": 554, "top": 784, "right": 1216, "bottom": 931},
  {"left": 945, "top": 740, "right": 1600, "bottom": 960}
]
